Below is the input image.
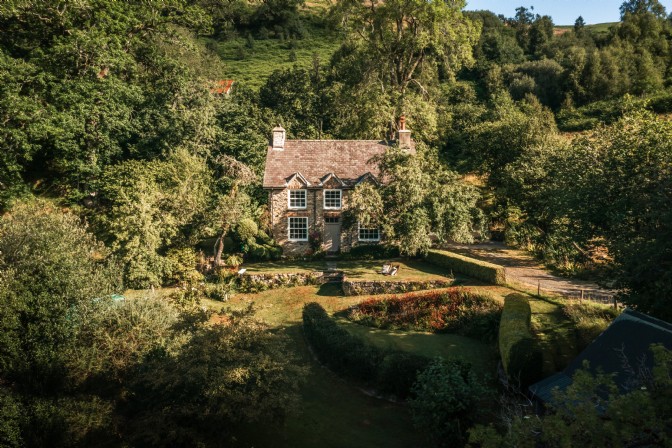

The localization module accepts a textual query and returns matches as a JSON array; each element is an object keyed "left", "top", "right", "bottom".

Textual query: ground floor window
[
  {"left": 288, "top": 217, "right": 308, "bottom": 241},
  {"left": 358, "top": 223, "right": 380, "bottom": 242}
]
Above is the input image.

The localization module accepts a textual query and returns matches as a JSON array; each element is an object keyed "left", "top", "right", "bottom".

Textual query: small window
[
  {"left": 288, "top": 217, "right": 308, "bottom": 241},
  {"left": 288, "top": 190, "right": 307, "bottom": 209},
  {"left": 358, "top": 224, "right": 380, "bottom": 242},
  {"left": 324, "top": 216, "right": 340, "bottom": 224},
  {"left": 323, "top": 189, "right": 342, "bottom": 209}
]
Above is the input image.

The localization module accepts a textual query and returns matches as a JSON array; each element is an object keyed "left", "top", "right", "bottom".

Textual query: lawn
[{"left": 242, "top": 258, "right": 453, "bottom": 282}]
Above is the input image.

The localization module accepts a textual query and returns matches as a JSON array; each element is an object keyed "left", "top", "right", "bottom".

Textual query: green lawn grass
[{"left": 242, "top": 258, "right": 452, "bottom": 282}]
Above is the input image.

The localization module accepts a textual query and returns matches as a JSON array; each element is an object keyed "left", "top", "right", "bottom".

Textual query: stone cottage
[{"left": 262, "top": 119, "right": 415, "bottom": 255}]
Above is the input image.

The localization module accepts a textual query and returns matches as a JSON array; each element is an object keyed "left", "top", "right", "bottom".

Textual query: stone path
[{"left": 444, "top": 241, "right": 616, "bottom": 302}]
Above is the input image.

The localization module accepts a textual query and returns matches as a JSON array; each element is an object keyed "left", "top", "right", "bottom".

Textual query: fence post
[
  {"left": 537, "top": 281, "right": 540, "bottom": 296},
  {"left": 580, "top": 289, "right": 584, "bottom": 303},
  {"left": 613, "top": 297, "right": 618, "bottom": 310}
]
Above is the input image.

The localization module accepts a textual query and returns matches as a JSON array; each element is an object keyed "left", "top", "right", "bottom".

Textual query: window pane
[
  {"left": 289, "top": 190, "right": 306, "bottom": 208},
  {"left": 358, "top": 226, "right": 380, "bottom": 241},
  {"left": 289, "top": 217, "right": 308, "bottom": 240},
  {"left": 324, "top": 190, "right": 341, "bottom": 209}
]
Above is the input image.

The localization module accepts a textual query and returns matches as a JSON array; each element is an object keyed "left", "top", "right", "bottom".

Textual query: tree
[
  {"left": 349, "top": 146, "right": 483, "bottom": 256},
  {"left": 0, "top": 199, "right": 121, "bottom": 393},
  {"left": 620, "top": 0, "right": 667, "bottom": 19},
  {"left": 333, "top": 0, "right": 480, "bottom": 118},
  {"left": 574, "top": 16, "right": 585, "bottom": 34}
]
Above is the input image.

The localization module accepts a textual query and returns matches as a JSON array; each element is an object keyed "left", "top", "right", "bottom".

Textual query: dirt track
[{"left": 443, "top": 241, "right": 616, "bottom": 301}]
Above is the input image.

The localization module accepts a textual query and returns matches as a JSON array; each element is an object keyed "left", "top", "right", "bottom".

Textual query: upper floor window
[
  {"left": 324, "top": 189, "right": 342, "bottom": 209},
  {"left": 288, "top": 189, "right": 307, "bottom": 209}
]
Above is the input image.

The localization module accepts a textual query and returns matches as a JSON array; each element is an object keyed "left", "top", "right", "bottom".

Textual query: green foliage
[
  {"left": 164, "top": 247, "right": 204, "bottom": 286},
  {"left": 96, "top": 150, "right": 211, "bottom": 288},
  {"left": 0, "top": 388, "right": 23, "bottom": 448},
  {"left": 0, "top": 200, "right": 121, "bottom": 393},
  {"left": 340, "top": 244, "right": 400, "bottom": 260},
  {"left": 410, "top": 358, "right": 487, "bottom": 447},
  {"left": 235, "top": 217, "right": 259, "bottom": 242},
  {"left": 426, "top": 250, "right": 506, "bottom": 285},
  {"left": 126, "top": 306, "right": 307, "bottom": 446},
  {"left": 470, "top": 344, "right": 672, "bottom": 447},
  {"left": 498, "top": 294, "right": 543, "bottom": 387}
]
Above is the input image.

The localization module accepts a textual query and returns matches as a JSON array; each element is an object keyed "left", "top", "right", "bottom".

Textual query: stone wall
[
  {"left": 238, "top": 271, "right": 325, "bottom": 292},
  {"left": 341, "top": 277, "right": 454, "bottom": 296}
]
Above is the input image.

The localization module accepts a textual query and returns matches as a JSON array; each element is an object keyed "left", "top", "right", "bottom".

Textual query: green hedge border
[
  {"left": 499, "top": 294, "right": 543, "bottom": 387},
  {"left": 302, "top": 302, "right": 430, "bottom": 399},
  {"left": 425, "top": 249, "right": 506, "bottom": 285}
]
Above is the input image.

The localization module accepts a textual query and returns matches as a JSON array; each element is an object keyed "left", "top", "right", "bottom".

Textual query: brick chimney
[
  {"left": 272, "top": 125, "right": 286, "bottom": 150},
  {"left": 397, "top": 116, "right": 411, "bottom": 149}
]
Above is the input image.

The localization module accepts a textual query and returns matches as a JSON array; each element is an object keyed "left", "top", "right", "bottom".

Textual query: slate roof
[
  {"left": 262, "top": 139, "right": 414, "bottom": 188},
  {"left": 529, "top": 309, "right": 672, "bottom": 403}
]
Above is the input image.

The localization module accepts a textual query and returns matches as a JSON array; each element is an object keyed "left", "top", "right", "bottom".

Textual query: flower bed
[
  {"left": 347, "top": 288, "right": 502, "bottom": 342},
  {"left": 341, "top": 277, "right": 454, "bottom": 296},
  {"left": 237, "top": 272, "right": 325, "bottom": 293}
]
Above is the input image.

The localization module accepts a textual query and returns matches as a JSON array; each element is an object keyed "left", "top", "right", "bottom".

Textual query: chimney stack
[
  {"left": 397, "top": 116, "right": 411, "bottom": 149},
  {"left": 272, "top": 125, "right": 286, "bottom": 150}
]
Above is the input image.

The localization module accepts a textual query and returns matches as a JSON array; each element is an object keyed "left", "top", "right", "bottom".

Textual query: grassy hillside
[
  {"left": 208, "top": 5, "right": 341, "bottom": 90},
  {"left": 555, "top": 21, "right": 617, "bottom": 36}
]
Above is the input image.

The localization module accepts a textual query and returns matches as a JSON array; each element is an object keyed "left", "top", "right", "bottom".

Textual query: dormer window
[
  {"left": 324, "top": 190, "right": 342, "bottom": 209},
  {"left": 288, "top": 189, "right": 307, "bottom": 209}
]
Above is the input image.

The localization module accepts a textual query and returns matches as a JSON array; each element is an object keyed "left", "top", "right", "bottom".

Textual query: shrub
[
  {"left": 348, "top": 289, "right": 502, "bottom": 341},
  {"left": 302, "top": 302, "right": 431, "bottom": 397},
  {"left": 563, "top": 302, "right": 619, "bottom": 348},
  {"left": 499, "top": 294, "right": 543, "bottom": 387},
  {"left": 342, "top": 244, "right": 400, "bottom": 260},
  {"left": 235, "top": 218, "right": 259, "bottom": 243},
  {"left": 410, "top": 358, "right": 486, "bottom": 447},
  {"left": 164, "top": 247, "right": 204, "bottom": 286},
  {"left": 425, "top": 249, "right": 506, "bottom": 285}
]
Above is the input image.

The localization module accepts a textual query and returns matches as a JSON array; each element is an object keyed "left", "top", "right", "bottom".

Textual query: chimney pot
[{"left": 396, "top": 116, "right": 411, "bottom": 149}]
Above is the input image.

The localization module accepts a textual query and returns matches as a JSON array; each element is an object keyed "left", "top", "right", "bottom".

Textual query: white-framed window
[
  {"left": 288, "top": 189, "right": 307, "bottom": 209},
  {"left": 358, "top": 223, "right": 380, "bottom": 242},
  {"left": 323, "top": 189, "right": 342, "bottom": 209},
  {"left": 288, "top": 217, "right": 308, "bottom": 241}
]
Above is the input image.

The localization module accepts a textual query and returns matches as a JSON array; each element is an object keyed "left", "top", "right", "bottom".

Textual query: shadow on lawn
[{"left": 316, "top": 283, "right": 343, "bottom": 297}]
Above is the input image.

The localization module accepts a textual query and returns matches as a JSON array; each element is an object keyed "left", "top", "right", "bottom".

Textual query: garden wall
[
  {"left": 425, "top": 249, "right": 506, "bottom": 285},
  {"left": 237, "top": 272, "right": 325, "bottom": 292},
  {"left": 499, "top": 294, "right": 543, "bottom": 387},
  {"left": 341, "top": 278, "right": 454, "bottom": 296}
]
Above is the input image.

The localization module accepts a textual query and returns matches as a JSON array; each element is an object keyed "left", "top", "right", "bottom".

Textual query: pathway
[{"left": 444, "top": 241, "right": 616, "bottom": 302}]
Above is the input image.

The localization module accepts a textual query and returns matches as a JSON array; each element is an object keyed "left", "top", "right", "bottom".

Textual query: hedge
[
  {"left": 302, "top": 302, "right": 430, "bottom": 398},
  {"left": 499, "top": 294, "right": 543, "bottom": 388},
  {"left": 425, "top": 249, "right": 506, "bottom": 285}
]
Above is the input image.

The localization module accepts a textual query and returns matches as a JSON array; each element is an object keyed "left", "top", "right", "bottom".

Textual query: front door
[{"left": 324, "top": 217, "right": 341, "bottom": 252}]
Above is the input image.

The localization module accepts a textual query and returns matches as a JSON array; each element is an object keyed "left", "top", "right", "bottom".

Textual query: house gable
[
  {"left": 319, "top": 173, "right": 345, "bottom": 189},
  {"left": 285, "top": 172, "right": 310, "bottom": 189}
]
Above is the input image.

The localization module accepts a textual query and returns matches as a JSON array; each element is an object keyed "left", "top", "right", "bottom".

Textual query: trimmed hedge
[
  {"left": 302, "top": 302, "right": 430, "bottom": 398},
  {"left": 499, "top": 294, "right": 543, "bottom": 388},
  {"left": 425, "top": 249, "right": 506, "bottom": 285}
]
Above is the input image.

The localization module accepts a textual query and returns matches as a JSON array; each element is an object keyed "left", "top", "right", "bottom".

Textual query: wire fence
[{"left": 505, "top": 272, "right": 619, "bottom": 308}]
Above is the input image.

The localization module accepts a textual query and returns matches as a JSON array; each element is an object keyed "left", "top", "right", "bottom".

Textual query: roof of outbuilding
[
  {"left": 262, "top": 139, "right": 414, "bottom": 188},
  {"left": 529, "top": 309, "right": 672, "bottom": 403}
]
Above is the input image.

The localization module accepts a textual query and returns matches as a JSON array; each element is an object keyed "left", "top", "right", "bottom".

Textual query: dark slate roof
[
  {"left": 530, "top": 309, "right": 672, "bottom": 403},
  {"left": 262, "top": 140, "right": 415, "bottom": 188}
]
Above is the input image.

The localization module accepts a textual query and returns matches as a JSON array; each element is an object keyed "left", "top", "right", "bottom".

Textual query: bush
[
  {"left": 425, "top": 249, "right": 506, "bottom": 285},
  {"left": 410, "top": 358, "right": 486, "bottom": 447},
  {"left": 235, "top": 218, "right": 259, "bottom": 242},
  {"left": 342, "top": 244, "right": 400, "bottom": 260},
  {"left": 302, "top": 302, "right": 430, "bottom": 397},
  {"left": 348, "top": 289, "right": 502, "bottom": 341},
  {"left": 563, "top": 302, "right": 619, "bottom": 348},
  {"left": 499, "top": 294, "right": 543, "bottom": 387}
]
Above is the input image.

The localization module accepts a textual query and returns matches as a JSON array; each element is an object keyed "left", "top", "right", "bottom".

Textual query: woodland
[{"left": 1, "top": 0, "right": 672, "bottom": 446}]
